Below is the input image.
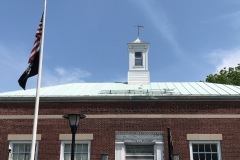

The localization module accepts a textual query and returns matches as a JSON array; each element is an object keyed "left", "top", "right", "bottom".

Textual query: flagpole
[{"left": 30, "top": 0, "right": 47, "bottom": 159}]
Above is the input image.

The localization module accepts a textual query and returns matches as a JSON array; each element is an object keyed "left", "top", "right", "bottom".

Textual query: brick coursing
[{"left": 0, "top": 100, "right": 240, "bottom": 159}]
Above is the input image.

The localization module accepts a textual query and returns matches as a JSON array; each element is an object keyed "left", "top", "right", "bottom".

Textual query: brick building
[{"left": 1, "top": 38, "right": 240, "bottom": 160}]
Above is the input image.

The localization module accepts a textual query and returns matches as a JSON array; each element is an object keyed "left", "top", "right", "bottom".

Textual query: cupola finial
[{"left": 134, "top": 25, "right": 144, "bottom": 38}]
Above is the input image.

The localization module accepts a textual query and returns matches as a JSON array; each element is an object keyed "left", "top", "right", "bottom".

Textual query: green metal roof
[{"left": 1, "top": 82, "right": 240, "bottom": 101}]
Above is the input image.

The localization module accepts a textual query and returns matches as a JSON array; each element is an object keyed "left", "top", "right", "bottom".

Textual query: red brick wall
[
  {"left": 1, "top": 101, "right": 240, "bottom": 115},
  {"left": 0, "top": 100, "right": 240, "bottom": 159}
]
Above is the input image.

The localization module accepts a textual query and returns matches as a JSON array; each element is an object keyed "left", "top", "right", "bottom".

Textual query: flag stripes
[
  {"left": 29, "top": 16, "right": 43, "bottom": 63},
  {"left": 18, "top": 14, "right": 43, "bottom": 90}
]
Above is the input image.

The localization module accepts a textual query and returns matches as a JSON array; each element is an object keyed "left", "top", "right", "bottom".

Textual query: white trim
[
  {"left": 115, "top": 142, "right": 164, "bottom": 160},
  {"left": 115, "top": 142, "right": 125, "bottom": 160},
  {"left": 187, "top": 134, "right": 222, "bottom": 140},
  {"left": 59, "top": 134, "right": 93, "bottom": 140},
  {"left": 189, "top": 140, "right": 222, "bottom": 160},
  {"left": 60, "top": 140, "right": 91, "bottom": 160},
  {"left": 115, "top": 131, "right": 164, "bottom": 160},
  {"left": 154, "top": 142, "right": 164, "bottom": 160},
  {"left": 8, "top": 134, "right": 41, "bottom": 141},
  {"left": 9, "top": 141, "right": 39, "bottom": 160}
]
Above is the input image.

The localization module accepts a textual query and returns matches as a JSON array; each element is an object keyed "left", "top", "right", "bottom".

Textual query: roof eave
[{"left": 1, "top": 95, "right": 240, "bottom": 102}]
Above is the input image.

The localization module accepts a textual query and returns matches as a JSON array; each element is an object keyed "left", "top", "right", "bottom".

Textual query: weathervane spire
[{"left": 134, "top": 25, "right": 144, "bottom": 38}]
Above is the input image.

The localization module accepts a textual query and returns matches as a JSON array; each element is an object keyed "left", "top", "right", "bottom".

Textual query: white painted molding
[
  {"left": 187, "top": 134, "right": 222, "bottom": 140},
  {"left": 59, "top": 134, "right": 93, "bottom": 140},
  {"left": 8, "top": 134, "right": 41, "bottom": 140}
]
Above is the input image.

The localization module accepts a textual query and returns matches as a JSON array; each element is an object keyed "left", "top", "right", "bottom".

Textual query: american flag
[
  {"left": 28, "top": 15, "right": 43, "bottom": 63},
  {"left": 18, "top": 14, "right": 43, "bottom": 90}
]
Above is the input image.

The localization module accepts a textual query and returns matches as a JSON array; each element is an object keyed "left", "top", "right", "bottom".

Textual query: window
[
  {"left": 125, "top": 145, "right": 154, "bottom": 160},
  {"left": 115, "top": 131, "right": 164, "bottom": 160},
  {"left": 9, "top": 141, "right": 38, "bottom": 160},
  {"left": 189, "top": 141, "right": 221, "bottom": 160},
  {"left": 135, "top": 52, "right": 143, "bottom": 66},
  {"left": 60, "top": 141, "right": 90, "bottom": 160}
]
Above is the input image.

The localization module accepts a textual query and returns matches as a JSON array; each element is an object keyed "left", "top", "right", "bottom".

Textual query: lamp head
[{"left": 63, "top": 114, "right": 86, "bottom": 128}]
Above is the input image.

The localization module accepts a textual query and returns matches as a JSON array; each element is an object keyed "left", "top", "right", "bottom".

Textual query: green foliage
[{"left": 206, "top": 64, "right": 240, "bottom": 86}]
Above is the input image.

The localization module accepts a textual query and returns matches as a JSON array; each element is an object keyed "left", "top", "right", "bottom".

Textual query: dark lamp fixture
[
  {"left": 63, "top": 113, "right": 86, "bottom": 160},
  {"left": 63, "top": 114, "right": 86, "bottom": 128}
]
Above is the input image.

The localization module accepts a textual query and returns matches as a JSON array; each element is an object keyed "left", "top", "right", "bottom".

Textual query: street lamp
[{"left": 63, "top": 114, "right": 86, "bottom": 160}]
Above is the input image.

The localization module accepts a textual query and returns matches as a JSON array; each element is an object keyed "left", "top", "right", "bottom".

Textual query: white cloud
[
  {"left": 0, "top": 42, "right": 92, "bottom": 91},
  {"left": 209, "top": 48, "right": 240, "bottom": 72},
  {"left": 42, "top": 67, "right": 91, "bottom": 86},
  {"left": 55, "top": 67, "right": 67, "bottom": 76}
]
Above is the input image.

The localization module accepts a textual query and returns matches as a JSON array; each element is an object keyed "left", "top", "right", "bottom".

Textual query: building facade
[{"left": 1, "top": 38, "right": 240, "bottom": 160}]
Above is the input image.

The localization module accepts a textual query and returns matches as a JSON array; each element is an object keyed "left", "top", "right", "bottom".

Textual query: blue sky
[{"left": 1, "top": 0, "right": 240, "bottom": 92}]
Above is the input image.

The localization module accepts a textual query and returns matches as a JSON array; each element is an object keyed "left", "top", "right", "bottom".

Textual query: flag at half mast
[{"left": 18, "top": 14, "right": 43, "bottom": 90}]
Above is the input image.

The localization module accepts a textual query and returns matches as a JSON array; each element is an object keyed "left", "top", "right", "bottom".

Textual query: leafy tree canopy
[{"left": 206, "top": 64, "right": 240, "bottom": 86}]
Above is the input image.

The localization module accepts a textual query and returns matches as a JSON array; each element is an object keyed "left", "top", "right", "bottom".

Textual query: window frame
[
  {"left": 134, "top": 52, "right": 143, "bottom": 66},
  {"left": 189, "top": 140, "right": 222, "bottom": 160},
  {"left": 125, "top": 144, "right": 154, "bottom": 159},
  {"left": 60, "top": 140, "right": 91, "bottom": 160},
  {"left": 9, "top": 141, "right": 39, "bottom": 160}
]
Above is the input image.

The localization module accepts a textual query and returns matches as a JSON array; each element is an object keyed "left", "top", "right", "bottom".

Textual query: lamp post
[
  {"left": 63, "top": 114, "right": 86, "bottom": 160},
  {"left": 8, "top": 149, "right": 11, "bottom": 160}
]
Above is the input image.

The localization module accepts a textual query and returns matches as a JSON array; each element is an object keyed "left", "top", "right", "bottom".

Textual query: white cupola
[{"left": 128, "top": 37, "right": 150, "bottom": 84}]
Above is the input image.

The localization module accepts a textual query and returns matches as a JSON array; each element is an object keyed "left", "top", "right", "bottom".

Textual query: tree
[{"left": 206, "top": 64, "right": 240, "bottom": 86}]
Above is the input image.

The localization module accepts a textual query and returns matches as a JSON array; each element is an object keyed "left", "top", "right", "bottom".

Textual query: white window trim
[
  {"left": 189, "top": 140, "right": 222, "bottom": 160},
  {"left": 115, "top": 142, "right": 164, "bottom": 160},
  {"left": 9, "top": 141, "right": 39, "bottom": 160},
  {"left": 60, "top": 140, "right": 91, "bottom": 160}
]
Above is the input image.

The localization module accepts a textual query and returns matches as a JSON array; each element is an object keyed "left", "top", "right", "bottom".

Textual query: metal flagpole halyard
[{"left": 30, "top": 0, "right": 47, "bottom": 159}]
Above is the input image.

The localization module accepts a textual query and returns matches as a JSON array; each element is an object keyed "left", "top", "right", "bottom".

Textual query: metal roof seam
[
  {"left": 180, "top": 82, "right": 192, "bottom": 95},
  {"left": 196, "top": 82, "right": 211, "bottom": 95},
  {"left": 188, "top": 82, "right": 201, "bottom": 95},
  {"left": 204, "top": 83, "right": 225, "bottom": 95},
  {"left": 223, "top": 84, "right": 240, "bottom": 94},
  {"left": 171, "top": 83, "right": 181, "bottom": 95}
]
